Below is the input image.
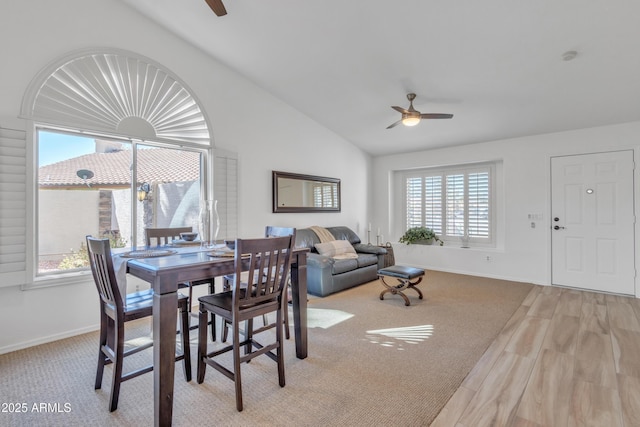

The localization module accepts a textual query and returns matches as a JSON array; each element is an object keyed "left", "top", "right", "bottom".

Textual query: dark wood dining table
[{"left": 124, "top": 245, "right": 309, "bottom": 426}]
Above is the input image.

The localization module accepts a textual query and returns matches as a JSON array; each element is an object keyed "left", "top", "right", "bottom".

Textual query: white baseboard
[
  {"left": 397, "top": 264, "right": 548, "bottom": 287},
  {"left": 0, "top": 324, "right": 99, "bottom": 355}
]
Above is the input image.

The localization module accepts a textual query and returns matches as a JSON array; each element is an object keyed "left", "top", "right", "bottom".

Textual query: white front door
[{"left": 551, "top": 150, "right": 635, "bottom": 295}]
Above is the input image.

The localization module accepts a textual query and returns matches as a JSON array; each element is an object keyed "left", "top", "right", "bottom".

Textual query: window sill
[{"left": 22, "top": 270, "right": 94, "bottom": 291}]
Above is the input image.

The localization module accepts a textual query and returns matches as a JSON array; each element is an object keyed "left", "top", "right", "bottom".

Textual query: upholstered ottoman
[{"left": 377, "top": 265, "right": 425, "bottom": 306}]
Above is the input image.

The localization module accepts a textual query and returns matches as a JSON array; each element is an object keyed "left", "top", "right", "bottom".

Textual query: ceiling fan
[
  {"left": 205, "top": 0, "right": 227, "bottom": 16},
  {"left": 386, "top": 93, "right": 453, "bottom": 129}
]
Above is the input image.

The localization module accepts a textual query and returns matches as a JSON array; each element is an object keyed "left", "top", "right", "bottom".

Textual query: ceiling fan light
[{"left": 402, "top": 116, "right": 420, "bottom": 127}]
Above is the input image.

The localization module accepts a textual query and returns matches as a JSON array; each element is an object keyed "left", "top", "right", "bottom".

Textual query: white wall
[
  {"left": 373, "top": 121, "right": 640, "bottom": 292},
  {"left": 0, "top": 0, "right": 370, "bottom": 353},
  {"left": 38, "top": 190, "right": 99, "bottom": 258}
]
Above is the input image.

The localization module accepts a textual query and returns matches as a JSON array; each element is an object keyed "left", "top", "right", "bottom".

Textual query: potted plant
[{"left": 399, "top": 227, "right": 444, "bottom": 246}]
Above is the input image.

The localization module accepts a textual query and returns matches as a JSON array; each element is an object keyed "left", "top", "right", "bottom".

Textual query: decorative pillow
[{"left": 314, "top": 240, "right": 359, "bottom": 259}]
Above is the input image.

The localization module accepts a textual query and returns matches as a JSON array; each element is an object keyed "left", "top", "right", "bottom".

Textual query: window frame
[
  {"left": 15, "top": 48, "right": 219, "bottom": 290},
  {"left": 399, "top": 162, "right": 497, "bottom": 247},
  {"left": 29, "top": 124, "right": 212, "bottom": 286}
]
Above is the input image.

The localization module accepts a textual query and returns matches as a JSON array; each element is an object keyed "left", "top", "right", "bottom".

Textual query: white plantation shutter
[
  {"left": 401, "top": 163, "right": 494, "bottom": 244},
  {"left": 0, "top": 123, "right": 27, "bottom": 287},
  {"left": 406, "top": 176, "right": 423, "bottom": 229},
  {"left": 21, "top": 49, "right": 211, "bottom": 146},
  {"left": 446, "top": 174, "right": 464, "bottom": 235},
  {"left": 468, "top": 172, "right": 490, "bottom": 237},
  {"left": 213, "top": 150, "right": 238, "bottom": 241},
  {"left": 424, "top": 176, "right": 442, "bottom": 234}
]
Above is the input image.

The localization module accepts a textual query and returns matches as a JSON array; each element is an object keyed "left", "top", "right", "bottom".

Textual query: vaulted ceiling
[{"left": 121, "top": 0, "right": 640, "bottom": 156}]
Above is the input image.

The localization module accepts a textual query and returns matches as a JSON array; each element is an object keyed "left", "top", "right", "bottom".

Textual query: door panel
[{"left": 551, "top": 151, "right": 635, "bottom": 295}]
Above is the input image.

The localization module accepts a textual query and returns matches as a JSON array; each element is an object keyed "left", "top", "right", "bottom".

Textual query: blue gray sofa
[{"left": 294, "top": 226, "right": 388, "bottom": 297}]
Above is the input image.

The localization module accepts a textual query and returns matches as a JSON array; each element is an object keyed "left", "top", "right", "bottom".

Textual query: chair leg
[
  {"left": 180, "top": 302, "right": 192, "bottom": 382},
  {"left": 109, "top": 321, "right": 125, "bottom": 412},
  {"left": 209, "top": 279, "right": 216, "bottom": 342},
  {"left": 283, "top": 296, "right": 290, "bottom": 340},
  {"left": 276, "top": 308, "right": 285, "bottom": 387},
  {"left": 196, "top": 305, "right": 208, "bottom": 384},
  {"left": 232, "top": 321, "right": 243, "bottom": 411},
  {"left": 245, "top": 319, "right": 253, "bottom": 357},
  {"left": 189, "top": 280, "right": 217, "bottom": 342},
  {"left": 95, "top": 313, "right": 108, "bottom": 389},
  {"left": 222, "top": 319, "right": 229, "bottom": 342}
]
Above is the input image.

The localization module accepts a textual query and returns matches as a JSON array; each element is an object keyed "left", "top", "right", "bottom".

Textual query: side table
[{"left": 379, "top": 244, "right": 395, "bottom": 268}]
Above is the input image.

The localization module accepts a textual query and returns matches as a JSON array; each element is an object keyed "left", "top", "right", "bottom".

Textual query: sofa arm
[
  {"left": 353, "top": 243, "right": 387, "bottom": 255},
  {"left": 307, "top": 253, "right": 334, "bottom": 269},
  {"left": 353, "top": 243, "right": 388, "bottom": 269},
  {"left": 306, "top": 253, "right": 336, "bottom": 296}
]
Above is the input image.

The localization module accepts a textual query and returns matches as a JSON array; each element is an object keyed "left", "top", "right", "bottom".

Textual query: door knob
[
  {"left": 554, "top": 217, "right": 560, "bottom": 222},
  {"left": 554, "top": 225, "right": 565, "bottom": 230}
]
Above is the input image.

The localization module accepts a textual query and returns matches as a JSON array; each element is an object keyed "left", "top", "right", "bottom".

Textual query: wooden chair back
[
  {"left": 232, "top": 235, "right": 294, "bottom": 321},
  {"left": 265, "top": 226, "right": 295, "bottom": 238},
  {"left": 145, "top": 227, "right": 192, "bottom": 246},
  {"left": 86, "top": 235, "right": 123, "bottom": 313}
]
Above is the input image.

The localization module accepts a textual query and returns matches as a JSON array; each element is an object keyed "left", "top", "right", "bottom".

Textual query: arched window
[{"left": 13, "top": 48, "right": 235, "bottom": 283}]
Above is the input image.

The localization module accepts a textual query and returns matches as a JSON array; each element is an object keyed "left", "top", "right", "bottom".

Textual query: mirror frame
[{"left": 272, "top": 171, "right": 341, "bottom": 213}]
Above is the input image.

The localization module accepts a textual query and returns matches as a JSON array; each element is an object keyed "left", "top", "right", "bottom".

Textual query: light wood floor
[{"left": 431, "top": 284, "right": 640, "bottom": 427}]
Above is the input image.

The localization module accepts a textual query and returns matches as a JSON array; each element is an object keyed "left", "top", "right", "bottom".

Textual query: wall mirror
[{"left": 272, "top": 171, "right": 341, "bottom": 213}]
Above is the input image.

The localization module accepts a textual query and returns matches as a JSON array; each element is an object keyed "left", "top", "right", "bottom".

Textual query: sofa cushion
[
  {"left": 331, "top": 259, "right": 359, "bottom": 275},
  {"left": 295, "top": 228, "right": 321, "bottom": 251},
  {"left": 327, "top": 226, "right": 361, "bottom": 245},
  {"left": 315, "top": 240, "right": 358, "bottom": 259},
  {"left": 357, "top": 253, "right": 378, "bottom": 268}
]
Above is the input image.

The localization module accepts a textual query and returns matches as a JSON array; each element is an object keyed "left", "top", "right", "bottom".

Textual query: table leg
[
  {"left": 153, "top": 278, "right": 178, "bottom": 427},
  {"left": 290, "top": 254, "right": 308, "bottom": 359}
]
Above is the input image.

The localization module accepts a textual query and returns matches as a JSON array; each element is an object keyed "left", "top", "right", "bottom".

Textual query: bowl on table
[{"left": 179, "top": 232, "right": 198, "bottom": 242}]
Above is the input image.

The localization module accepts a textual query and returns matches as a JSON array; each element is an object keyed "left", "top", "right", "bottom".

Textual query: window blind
[
  {"left": 213, "top": 150, "right": 238, "bottom": 241},
  {"left": 0, "top": 124, "right": 27, "bottom": 287},
  {"left": 402, "top": 163, "right": 493, "bottom": 243}
]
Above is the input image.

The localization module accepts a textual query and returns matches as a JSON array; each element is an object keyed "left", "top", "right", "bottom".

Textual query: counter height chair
[
  {"left": 145, "top": 227, "right": 217, "bottom": 340},
  {"left": 221, "top": 226, "right": 295, "bottom": 342},
  {"left": 145, "top": 226, "right": 192, "bottom": 247},
  {"left": 86, "top": 236, "right": 191, "bottom": 412},
  {"left": 197, "top": 235, "right": 294, "bottom": 411}
]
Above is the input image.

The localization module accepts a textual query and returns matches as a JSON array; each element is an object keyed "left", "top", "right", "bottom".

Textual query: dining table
[{"left": 122, "top": 244, "right": 309, "bottom": 427}]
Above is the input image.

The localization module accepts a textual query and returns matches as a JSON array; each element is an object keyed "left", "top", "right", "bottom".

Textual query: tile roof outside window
[{"left": 38, "top": 146, "right": 200, "bottom": 187}]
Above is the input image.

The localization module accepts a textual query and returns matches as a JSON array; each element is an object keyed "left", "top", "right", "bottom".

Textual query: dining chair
[
  {"left": 86, "top": 236, "right": 192, "bottom": 412},
  {"left": 145, "top": 227, "right": 217, "bottom": 340},
  {"left": 197, "top": 234, "right": 294, "bottom": 411},
  {"left": 145, "top": 226, "right": 192, "bottom": 246},
  {"left": 221, "top": 226, "right": 295, "bottom": 342}
]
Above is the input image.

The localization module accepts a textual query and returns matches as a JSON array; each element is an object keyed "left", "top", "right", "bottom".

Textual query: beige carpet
[{"left": 0, "top": 271, "right": 533, "bottom": 427}]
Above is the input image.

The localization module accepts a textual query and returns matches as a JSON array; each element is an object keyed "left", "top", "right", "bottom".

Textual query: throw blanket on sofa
[
  {"left": 310, "top": 226, "right": 359, "bottom": 260},
  {"left": 310, "top": 226, "right": 335, "bottom": 243}
]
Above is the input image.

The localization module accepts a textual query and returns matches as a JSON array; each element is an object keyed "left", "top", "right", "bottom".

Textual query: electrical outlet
[{"left": 485, "top": 255, "right": 492, "bottom": 262}]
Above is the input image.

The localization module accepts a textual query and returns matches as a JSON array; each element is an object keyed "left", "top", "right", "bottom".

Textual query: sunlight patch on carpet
[
  {"left": 307, "top": 307, "right": 354, "bottom": 329},
  {"left": 364, "top": 324, "right": 434, "bottom": 350}
]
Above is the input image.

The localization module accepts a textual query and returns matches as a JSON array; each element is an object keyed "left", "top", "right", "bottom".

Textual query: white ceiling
[{"left": 121, "top": 0, "right": 640, "bottom": 156}]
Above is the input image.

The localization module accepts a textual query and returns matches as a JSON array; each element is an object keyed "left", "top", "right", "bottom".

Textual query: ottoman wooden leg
[
  {"left": 377, "top": 266, "right": 425, "bottom": 306},
  {"left": 407, "top": 276, "right": 424, "bottom": 300},
  {"left": 378, "top": 276, "right": 412, "bottom": 306}
]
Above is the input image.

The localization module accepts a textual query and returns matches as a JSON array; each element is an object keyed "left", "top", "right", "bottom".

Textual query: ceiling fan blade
[
  {"left": 391, "top": 106, "right": 409, "bottom": 114},
  {"left": 420, "top": 113, "right": 454, "bottom": 119},
  {"left": 386, "top": 120, "right": 403, "bottom": 129},
  {"left": 205, "top": 0, "right": 227, "bottom": 16}
]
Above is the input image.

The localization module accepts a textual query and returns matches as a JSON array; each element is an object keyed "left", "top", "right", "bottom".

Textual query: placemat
[
  {"left": 120, "top": 249, "right": 177, "bottom": 258},
  {"left": 207, "top": 250, "right": 235, "bottom": 258}
]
